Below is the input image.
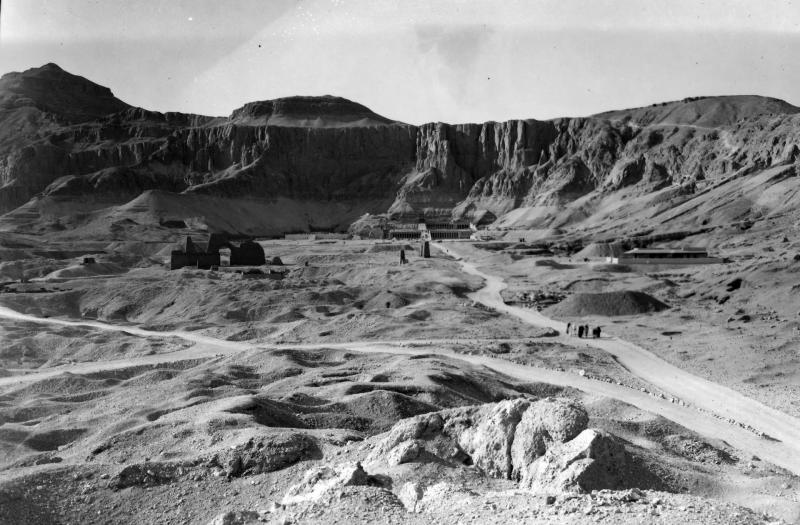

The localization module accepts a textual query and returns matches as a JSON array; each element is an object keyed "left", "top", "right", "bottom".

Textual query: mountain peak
[
  {"left": 0, "top": 63, "right": 130, "bottom": 122},
  {"left": 40, "top": 62, "right": 64, "bottom": 71}
]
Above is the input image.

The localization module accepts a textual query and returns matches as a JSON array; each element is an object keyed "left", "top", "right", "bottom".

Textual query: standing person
[
  {"left": 566, "top": 322, "right": 572, "bottom": 336},
  {"left": 578, "top": 325, "right": 584, "bottom": 338},
  {"left": 400, "top": 249, "right": 406, "bottom": 265},
  {"left": 596, "top": 326, "right": 601, "bottom": 338}
]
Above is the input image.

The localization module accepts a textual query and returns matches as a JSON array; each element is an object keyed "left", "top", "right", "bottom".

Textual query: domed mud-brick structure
[{"left": 231, "top": 240, "right": 266, "bottom": 266}]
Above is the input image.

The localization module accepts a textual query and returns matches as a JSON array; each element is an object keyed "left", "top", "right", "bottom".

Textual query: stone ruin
[
  {"left": 419, "top": 241, "right": 430, "bottom": 258},
  {"left": 170, "top": 234, "right": 266, "bottom": 270}
]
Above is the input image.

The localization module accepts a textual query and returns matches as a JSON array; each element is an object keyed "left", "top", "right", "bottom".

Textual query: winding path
[
  {"left": 432, "top": 242, "right": 800, "bottom": 472},
  {"left": 1, "top": 247, "right": 800, "bottom": 475}
]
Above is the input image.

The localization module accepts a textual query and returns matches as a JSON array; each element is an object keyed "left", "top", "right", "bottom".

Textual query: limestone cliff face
[
  {"left": 2, "top": 64, "right": 800, "bottom": 234},
  {"left": 0, "top": 65, "right": 416, "bottom": 216},
  {"left": 454, "top": 110, "right": 800, "bottom": 223},
  {"left": 441, "top": 117, "right": 631, "bottom": 219},
  {"left": 393, "top": 120, "right": 557, "bottom": 215}
]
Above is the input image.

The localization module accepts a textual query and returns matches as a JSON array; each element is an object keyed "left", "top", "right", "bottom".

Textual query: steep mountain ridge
[{"left": 1, "top": 63, "right": 799, "bottom": 237}]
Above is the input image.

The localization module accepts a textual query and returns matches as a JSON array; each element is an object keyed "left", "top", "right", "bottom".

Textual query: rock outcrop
[
  {"left": 365, "top": 398, "right": 627, "bottom": 493},
  {"left": 281, "top": 462, "right": 376, "bottom": 505},
  {"left": 522, "top": 428, "right": 627, "bottom": 492},
  {"left": 215, "top": 432, "right": 321, "bottom": 479}
]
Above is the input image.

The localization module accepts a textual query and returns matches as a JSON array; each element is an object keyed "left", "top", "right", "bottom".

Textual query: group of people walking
[{"left": 565, "top": 322, "right": 601, "bottom": 338}]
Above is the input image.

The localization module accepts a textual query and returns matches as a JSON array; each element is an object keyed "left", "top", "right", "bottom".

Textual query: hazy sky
[{"left": 2, "top": 0, "right": 800, "bottom": 124}]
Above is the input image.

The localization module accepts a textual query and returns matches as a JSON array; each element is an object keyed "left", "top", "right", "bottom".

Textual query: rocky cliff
[{"left": 2, "top": 64, "right": 800, "bottom": 237}]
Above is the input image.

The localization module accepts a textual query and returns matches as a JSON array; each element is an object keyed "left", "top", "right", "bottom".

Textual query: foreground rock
[
  {"left": 363, "top": 397, "right": 624, "bottom": 493},
  {"left": 522, "top": 428, "right": 627, "bottom": 492},
  {"left": 281, "top": 462, "right": 380, "bottom": 505}
]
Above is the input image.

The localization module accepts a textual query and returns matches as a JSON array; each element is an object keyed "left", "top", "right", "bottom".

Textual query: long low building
[
  {"left": 389, "top": 220, "right": 474, "bottom": 240},
  {"left": 608, "top": 247, "right": 722, "bottom": 265}
]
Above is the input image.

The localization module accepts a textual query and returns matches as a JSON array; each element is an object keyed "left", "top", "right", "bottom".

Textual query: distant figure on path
[
  {"left": 595, "top": 326, "right": 602, "bottom": 338},
  {"left": 400, "top": 249, "right": 407, "bottom": 265},
  {"left": 578, "top": 325, "right": 584, "bottom": 338},
  {"left": 566, "top": 322, "right": 572, "bottom": 336}
]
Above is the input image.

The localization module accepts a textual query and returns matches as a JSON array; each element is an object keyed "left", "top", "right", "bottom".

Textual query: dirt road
[{"left": 433, "top": 241, "right": 800, "bottom": 473}]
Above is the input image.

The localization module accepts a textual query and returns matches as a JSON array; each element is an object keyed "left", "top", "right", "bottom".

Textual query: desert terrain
[
  {"left": 0, "top": 235, "right": 798, "bottom": 525},
  {"left": 1, "top": 62, "right": 800, "bottom": 524}
]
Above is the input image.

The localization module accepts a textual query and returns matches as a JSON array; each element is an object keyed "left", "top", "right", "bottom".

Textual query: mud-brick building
[
  {"left": 170, "top": 237, "right": 220, "bottom": 269},
  {"left": 170, "top": 235, "right": 266, "bottom": 269}
]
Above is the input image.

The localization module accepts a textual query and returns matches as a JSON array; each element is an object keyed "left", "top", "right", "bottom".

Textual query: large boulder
[
  {"left": 522, "top": 428, "right": 627, "bottom": 493},
  {"left": 510, "top": 398, "right": 589, "bottom": 480},
  {"left": 367, "top": 398, "right": 628, "bottom": 494},
  {"left": 450, "top": 398, "right": 530, "bottom": 479}
]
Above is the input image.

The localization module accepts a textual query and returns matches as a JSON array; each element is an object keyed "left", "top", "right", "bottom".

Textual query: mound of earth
[
  {"left": 364, "top": 291, "right": 410, "bottom": 309},
  {"left": 534, "top": 259, "right": 575, "bottom": 270},
  {"left": 546, "top": 291, "right": 669, "bottom": 317},
  {"left": 574, "top": 242, "right": 624, "bottom": 259}
]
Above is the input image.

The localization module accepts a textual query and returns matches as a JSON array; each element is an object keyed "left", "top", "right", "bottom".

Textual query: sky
[{"left": 2, "top": 0, "right": 800, "bottom": 124}]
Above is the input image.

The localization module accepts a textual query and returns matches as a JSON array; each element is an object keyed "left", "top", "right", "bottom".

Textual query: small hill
[
  {"left": 574, "top": 242, "right": 625, "bottom": 259},
  {"left": 593, "top": 95, "right": 800, "bottom": 128},
  {"left": 546, "top": 291, "right": 669, "bottom": 317},
  {"left": 229, "top": 95, "right": 402, "bottom": 128}
]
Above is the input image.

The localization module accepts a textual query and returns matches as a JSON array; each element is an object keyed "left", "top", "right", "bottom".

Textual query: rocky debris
[
  {"left": 109, "top": 461, "right": 190, "bottom": 490},
  {"left": 661, "top": 435, "right": 735, "bottom": 465},
  {"left": 108, "top": 432, "right": 320, "bottom": 490},
  {"left": 206, "top": 510, "right": 261, "bottom": 525},
  {"left": 509, "top": 290, "right": 566, "bottom": 311},
  {"left": 281, "top": 462, "right": 378, "bottom": 505},
  {"left": 367, "top": 398, "right": 627, "bottom": 494},
  {"left": 215, "top": 432, "right": 321, "bottom": 479},
  {"left": 265, "top": 483, "right": 785, "bottom": 524}
]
